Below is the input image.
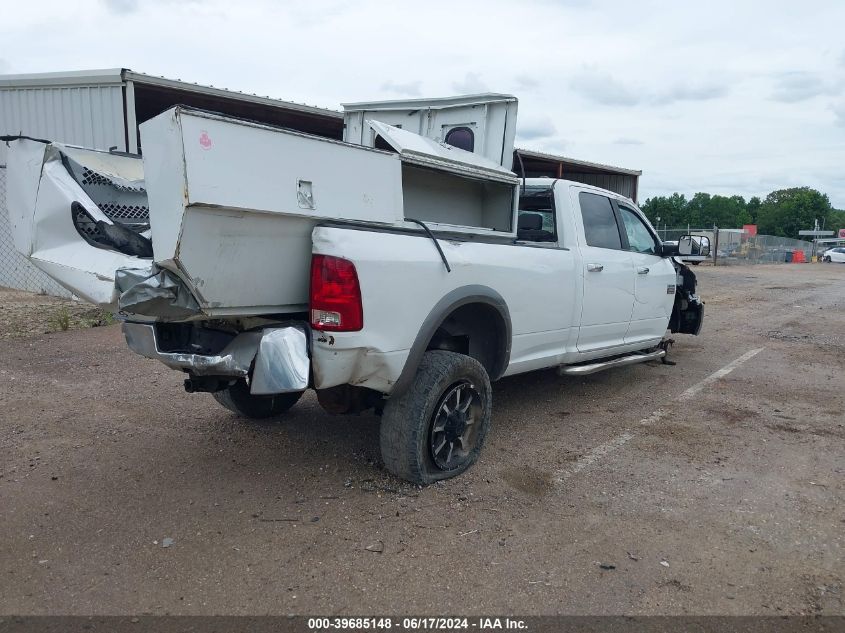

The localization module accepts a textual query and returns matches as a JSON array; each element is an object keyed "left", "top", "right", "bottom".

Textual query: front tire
[
  {"left": 213, "top": 379, "right": 303, "bottom": 419},
  {"left": 823, "top": 256, "right": 831, "bottom": 263},
  {"left": 380, "top": 351, "right": 492, "bottom": 484}
]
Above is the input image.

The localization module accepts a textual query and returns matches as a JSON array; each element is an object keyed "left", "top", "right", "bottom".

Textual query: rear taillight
[{"left": 310, "top": 255, "right": 363, "bottom": 331}]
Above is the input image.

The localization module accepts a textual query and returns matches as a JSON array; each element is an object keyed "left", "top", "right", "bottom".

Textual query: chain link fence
[
  {"left": 0, "top": 165, "right": 73, "bottom": 297},
  {"left": 656, "top": 226, "right": 814, "bottom": 265}
]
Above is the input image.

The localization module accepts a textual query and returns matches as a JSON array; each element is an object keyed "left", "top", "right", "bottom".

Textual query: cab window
[
  {"left": 618, "top": 206, "right": 659, "bottom": 255},
  {"left": 579, "top": 192, "right": 622, "bottom": 249}
]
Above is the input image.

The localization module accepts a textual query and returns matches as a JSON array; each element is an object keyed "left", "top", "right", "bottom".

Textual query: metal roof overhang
[
  {"left": 124, "top": 71, "right": 342, "bottom": 122},
  {"left": 0, "top": 69, "right": 342, "bottom": 121},
  {"left": 515, "top": 148, "right": 642, "bottom": 177}
]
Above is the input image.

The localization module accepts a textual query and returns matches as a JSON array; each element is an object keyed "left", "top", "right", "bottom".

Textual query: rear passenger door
[
  {"left": 616, "top": 203, "right": 676, "bottom": 345},
  {"left": 575, "top": 191, "right": 635, "bottom": 353}
]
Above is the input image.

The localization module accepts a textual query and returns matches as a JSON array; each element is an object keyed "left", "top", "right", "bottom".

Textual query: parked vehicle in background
[{"left": 822, "top": 247, "right": 845, "bottom": 263}]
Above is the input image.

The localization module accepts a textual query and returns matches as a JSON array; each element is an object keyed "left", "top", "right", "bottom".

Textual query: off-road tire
[
  {"left": 213, "top": 379, "right": 303, "bottom": 419},
  {"left": 380, "top": 350, "right": 492, "bottom": 484}
]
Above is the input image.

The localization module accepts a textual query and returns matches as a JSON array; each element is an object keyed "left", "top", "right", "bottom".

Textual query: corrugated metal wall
[
  {"left": 0, "top": 84, "right": 126, "bottom": 159},
  {"left": 0, "top": 83, "right": 126, "bottom": 296},
  {"left": 564, "top": 172, "right": 638, "bottom": 201}
]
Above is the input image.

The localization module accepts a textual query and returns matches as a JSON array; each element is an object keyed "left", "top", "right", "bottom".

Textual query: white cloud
[
  {"left": 381, "top": 80, "right": 422, "bottom": 97},
  {"left": 517, "top": 116, "right": 557, "bottom": 141},
  {"left": 451, "top": 72, "right": 489, "bottom": 94},
  {"left": 833, "top": 102, "right": 845, "bottom": 127},
  {"left": 651, "top": 82, "right": 728, "bottom": 105},
  {"left": 513, "top": 74, "right": 540, "bottom": 91},
  {"left": 570, "top": 71, "right": 640, "bottom": 106},
  {"left": 571, "top": 71, "right": 729, "bottom": 107},
  {"left": 770, "top": 71, "right": 838, "bottom": 102},
  {"left": 102, "top": 0, "right": 138, "bottom": 14}
]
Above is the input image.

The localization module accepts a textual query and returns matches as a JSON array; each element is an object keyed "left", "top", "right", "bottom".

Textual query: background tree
[
  {"left": 828, "top": 208, "right": 845, "bottom": 234},
  {"left": 640, "top": 188, "right": 840, "bottom": 238},
  {"left": 746, "top": 196, "right": 762, "bottom": 224},
  {"left": 641, "top": 193, "right": 688, "bottom": 227},
  {"left": 756, "top": 187, "right": 833, "bottom": 238}
]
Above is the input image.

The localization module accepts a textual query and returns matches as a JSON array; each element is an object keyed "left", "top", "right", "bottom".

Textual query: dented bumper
[{"left": 122, "top": 322, "right": 309, "bottom": 394}]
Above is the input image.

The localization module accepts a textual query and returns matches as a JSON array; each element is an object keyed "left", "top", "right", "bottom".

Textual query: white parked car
[{"left": 822, "top": 247, "right": 845, "bottom": 263}]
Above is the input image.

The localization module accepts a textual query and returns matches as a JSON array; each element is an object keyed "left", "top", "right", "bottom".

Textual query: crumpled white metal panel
[
  {"left": 5, "top": 139, "right": 147, "bottom": 306},
  {"left": 367, "top": 120, "right": 519, "bottom": 184},
  {"left": 0, "top": 166, "right": 72, "bottom": 297}
]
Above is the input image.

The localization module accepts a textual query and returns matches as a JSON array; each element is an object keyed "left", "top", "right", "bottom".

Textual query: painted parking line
[
  {"left": 554, "top": 347, "right": 765, "bottom": 484},
  {"left": 677, "top": 347, "right": 764, "bottom": 400}
]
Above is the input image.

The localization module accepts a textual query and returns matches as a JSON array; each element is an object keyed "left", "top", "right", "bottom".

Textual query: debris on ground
[{"left": 365, "top": 541, "right": 384, "bottom": 553}]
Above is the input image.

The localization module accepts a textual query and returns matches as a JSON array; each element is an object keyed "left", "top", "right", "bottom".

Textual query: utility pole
[{"left": 713, "top": 225, "right": 720, "bottom": 266}]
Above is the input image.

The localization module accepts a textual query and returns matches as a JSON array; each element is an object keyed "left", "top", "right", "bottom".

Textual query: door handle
[
  {"left": 586, "top": 263, "right": 604, "bottom": 272},
  {"left": 637, "top": 267, "right": 650, "bottom": 274}
]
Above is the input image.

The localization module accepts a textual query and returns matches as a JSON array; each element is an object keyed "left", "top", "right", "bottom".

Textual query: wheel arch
[{"left": 391, "top": 285, "right": 512, "bottom": 398}]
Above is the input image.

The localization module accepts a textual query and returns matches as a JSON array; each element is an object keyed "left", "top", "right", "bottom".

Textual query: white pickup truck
[{"left": 4, "top": 94, "right": 707, "bottom": 483}]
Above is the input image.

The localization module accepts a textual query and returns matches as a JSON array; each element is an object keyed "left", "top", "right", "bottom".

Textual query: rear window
[
  {"left": 517, "top": 185, "right": 556, "bottom": 242},
  {"left": 579, "top": 192, "right": 621, "bottom": 249}
]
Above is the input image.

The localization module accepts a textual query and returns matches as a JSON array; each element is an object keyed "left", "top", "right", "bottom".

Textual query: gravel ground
[{"left": 0, "top": 263, "right": 842, "bottom": 615}]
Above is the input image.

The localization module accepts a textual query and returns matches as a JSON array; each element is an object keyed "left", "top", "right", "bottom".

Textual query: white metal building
[
  {"left": 0, "top": 68, "right": 642, "bottom": 297},
  {"left": 0, "top": 68, "right": 343, "bottom": 295}
]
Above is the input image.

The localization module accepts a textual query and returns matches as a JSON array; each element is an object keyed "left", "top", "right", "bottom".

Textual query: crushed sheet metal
[
  {"left": 250, "top": 326, "right": 310, "bottom": 394},
  {"left": 115, "top": 265, "right": 201, "bottom": 320},
  {"left": 122, "top": 322, "right": 261, "bottom": 376},
  {"left": 4, "top": 138, "right": 148, "bottom": 306}
]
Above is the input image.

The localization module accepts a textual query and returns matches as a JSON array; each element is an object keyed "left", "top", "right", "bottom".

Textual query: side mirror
[
  {"left": 661, "top": 242, "right": 680, "bottom": 257},
  {"left": 679, "top": 235, "right": 711, "bottom": 257}
]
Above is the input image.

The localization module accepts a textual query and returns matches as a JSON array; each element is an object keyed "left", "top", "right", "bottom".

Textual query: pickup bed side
[{"left": 309, "top": 222, "right": 580, "bottom": 394}]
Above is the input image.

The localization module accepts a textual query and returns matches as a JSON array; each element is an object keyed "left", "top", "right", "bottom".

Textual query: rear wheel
[
  {"left": 380, "top": 351, "right": 492, "bottom": 484},
  {"left": 212, "top": 379, "right": 303, "bottom": 419}
]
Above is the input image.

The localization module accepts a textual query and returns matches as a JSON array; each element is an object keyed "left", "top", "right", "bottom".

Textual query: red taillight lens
[{"left": 310, "top": 255, "right": 363, "bottom": 332}]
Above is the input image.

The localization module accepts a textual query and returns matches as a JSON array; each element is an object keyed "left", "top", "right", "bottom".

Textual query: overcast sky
[{"left": 3, "top": 0, "right": 844, "bottom": 207}]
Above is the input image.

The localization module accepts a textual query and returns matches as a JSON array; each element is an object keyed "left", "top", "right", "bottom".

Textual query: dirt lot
[
  {"left": 1, "top": 264, "right": 843, "bottom": 616},
  {"left": 0, "top": 289, "right": 114, "bottom": 339}
]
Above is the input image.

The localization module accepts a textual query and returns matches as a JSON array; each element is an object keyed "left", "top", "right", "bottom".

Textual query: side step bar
[{"left": 558, "top": 349, "right": 665, "bottom": 376}]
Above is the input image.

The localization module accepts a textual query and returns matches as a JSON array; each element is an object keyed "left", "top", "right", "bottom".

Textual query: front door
[
  {"left": 575, "top": 191, "right": 635, "bottom": 352},
  {"left": 616, "top": 204, "right": 676, "bottom": 345}
]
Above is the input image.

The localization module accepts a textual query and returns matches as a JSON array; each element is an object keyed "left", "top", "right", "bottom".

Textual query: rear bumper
[{"left": 122, "top": 322, "right": 309, "bottom": 394}]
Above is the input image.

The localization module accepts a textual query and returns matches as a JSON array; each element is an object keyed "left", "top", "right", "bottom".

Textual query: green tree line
[{"left": 641, "top": 187, "right": 845, "bottom": 239}]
